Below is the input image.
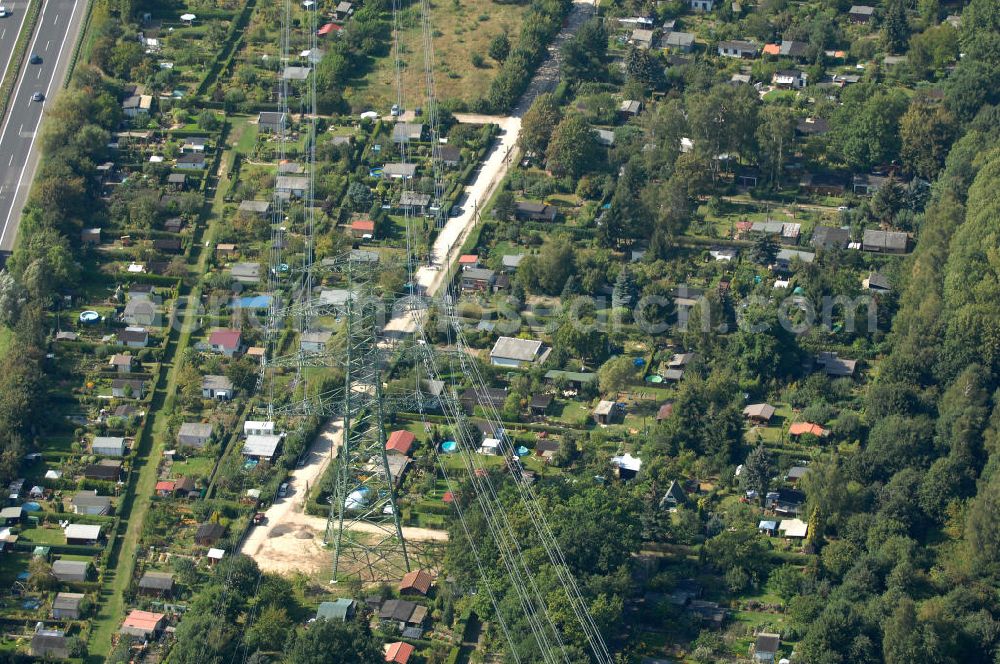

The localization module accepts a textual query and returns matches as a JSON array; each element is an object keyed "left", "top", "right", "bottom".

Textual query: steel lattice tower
[{"left": 325, "top": 262, "right": 410, "bottom": 581}]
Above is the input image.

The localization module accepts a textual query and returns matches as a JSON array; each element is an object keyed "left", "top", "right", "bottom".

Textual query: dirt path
[
  {"left": 384, "top": 0, "right": 597, "bottom": 338},
  {"left": 413, "top": 113, "right": 520, "bottom": 297},
  {"left": 239, "top": 420, "right": 447, "bottom": 575}
]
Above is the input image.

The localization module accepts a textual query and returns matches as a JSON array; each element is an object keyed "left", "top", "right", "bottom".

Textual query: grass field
[
  {"left": 346, "top": 0, "right": 528, "bottom": 110},
  {"left": 0, "top": 327, "right": 12, "bottom": 357}
]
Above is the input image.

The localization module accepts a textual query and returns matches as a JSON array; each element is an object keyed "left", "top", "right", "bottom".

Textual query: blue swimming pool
[
  {"left": 22, "top": 502, "right": 41, "bottom": 512},
  {"left": 79, "top": 310, "right": 100, "bottom": 324},
  {"left": 441, "top": 441, "right": 457, "bottom": 453}
]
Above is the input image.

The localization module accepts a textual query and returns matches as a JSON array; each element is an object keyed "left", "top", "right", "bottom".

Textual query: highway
[
  {"left": 0, "top": 0, "right": 87, "bottom": 254},
  {"left": 0, "top": 2, "right": 31, "bottom": 87}
]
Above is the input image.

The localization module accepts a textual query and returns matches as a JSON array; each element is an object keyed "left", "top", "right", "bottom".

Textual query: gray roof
[
  {"left": 316, "top": 598, "right": 355, "bottom": 621},
  {"left": 53, "top": 592, "right": 84, "bottom": 610},
  {"left": 818, "top": 353, "right": 857, "bottom": 376},
  {"left": 52, "top": 559, "right": 89, "bottom": 578},
  {"left": 463, "top": 267, "right": 495, "bottom": 282},
  {"left": 811, "top": 225, "right": 850, "bottom": 249},
  {"left": 778, "top": 40, "right": 809, "bottom": 57},
  {"left": 383, "top": 163, "right": 417, "bottom": 178},
  {"left": 662, "top": 31, "right": 695, "bottom": 47},
  {"left": 139, "top": 571, "right": 174, "bottom": 590},
  {"left": 71, "top": 490, "right": 111, "bottom": 509},
  {"left": 230, "top": 262, "right": 260, "bottom": 280},
  {"left": 118, "top": 327, "right": 148, "bottom": 342},
  {"left": 399, "top": 191, "right": 432, "bottom": 207},
  {"left": 776, "top": 248, "right": 815, "bottom": 264},
  {"left": 239, "top": 200, "right": 271, "bottom": 213},
  {"left": 282, "top": 65, "right": 312, "bottom": 80},
  {"left": 319, "top": 288, "right": 353, "bottom": 306},
  {"left": 275, "top": 175, "right": 309, "bottom": 191},
  {"left": 594, "top": 400, "right": 616, "bottom": 416},
  {"left": 176, "top": 153, "right": 205, "bottom": 165},
  {"left": 865, "top": 271, "right": 891, "bottom": 290},
  {"left": 755, "top": 633, "right": 781, "bottom": 654},
  {"left": 849, "top": 4, "right": 874, "bottom": 13},
  {"left": 202, "top": 374, "right": 234, "bottom": 391},
  {"left": 719, "top": 39, "right": 758, "bottom": 51},
  {"left": 179, "top": 422, "right": 213, "bottom": 439},
  {"left": 379, "top": 598, "right": 419, "bottom": 622},
  {"left": 743, "top": 403, "right": 775, "bottom": 420},
  {"left": 437, "top": 144, "right": 461, "bottom": 162},
  {"left": 862, "top": 229, "right": 908, "bottom": 251},
  {"left": 502, "top": 254, "right": 524, "bottom": 269},
  {"left": 392, "top": 123, "right": 424, "bottom": 142},
  {"left": 258, "top": 111, "right": 287, "bottom": 124},
  {"left": 301, "top": 330, "right": 334, "bottom": 344},
  {"left": 350, "top": 249, "right": 380, "bottom": 263},
  {"left": 93, "top": 436, "right": 126, "bottom": 452},
  {"left": 243, "top": 434, "right": 282, "bottom": 458},
  {"left": 786, "top": 466, "right": 810, "bottom": 480},
  {"left": 490, "top": 337, "right": 543, "bottom": 362}
]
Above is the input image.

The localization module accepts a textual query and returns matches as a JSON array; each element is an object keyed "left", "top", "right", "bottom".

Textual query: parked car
[{"left": 277, "top": 482, "right": 289, "bottom": 498}]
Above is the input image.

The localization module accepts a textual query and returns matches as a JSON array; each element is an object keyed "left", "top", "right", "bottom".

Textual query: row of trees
[
  {"left": 0, "top": 67, "right": 126, "bottom": 484},
  {"left": 784, "top": 0, "right": 1000, "bottom": 659},
  {"left": 478, "top": 0, "right": 572, "bottom": 112},
  {"left": 127, "top": 555, "right": 383, "bottom": 664}
]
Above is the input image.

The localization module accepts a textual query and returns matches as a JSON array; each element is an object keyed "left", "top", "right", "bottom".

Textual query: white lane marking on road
[
  {"left": 54, "top": 14, "right": 58, "bottom": 23},
  {"left": 7, "top": 155, "right": 12, "bottom": 167},
  {"left": 36, "top": 68, "right": 41, "bottom": 78},
  {"left": 1, "top": 28, "right": 6, "bottom": 40},
  {"left": 0, "top": 0, "right": 83, "bottom": 248},
  {"left": 45, "top": 41, "right": 50, "bottom": 51}
]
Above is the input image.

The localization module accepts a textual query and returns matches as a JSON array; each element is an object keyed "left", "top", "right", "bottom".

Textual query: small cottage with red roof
[
  {"left": 399, "top": 569, "right": 433, "bottom": 595},
  {"left": 155, "top": 481, "right": 175, "bottom": 497},
  {"left": 385, "top": 430, "right": 415, "bottom": 456},
  {"left": 385, "top": 642, "right": 414, "bottom": 664},
  {"left": 208, "top": 328, "right": 242, "bottom": 357},
  {"left": 351, "top": 219, "right": 375, "bottom": 239}
]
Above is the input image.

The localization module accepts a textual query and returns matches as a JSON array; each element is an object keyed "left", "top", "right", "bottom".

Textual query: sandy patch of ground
[{"left": 239, "top": 419, "right": 447, "bottom": 576}]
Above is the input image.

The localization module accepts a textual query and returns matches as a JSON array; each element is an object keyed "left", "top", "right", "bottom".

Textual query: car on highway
[
  {"left": 0, "top": 7, "right": 10, "bottom": 17},
  {"left": 30, "top": 92, "right": 44, "bottom": 102},
  {"left": 29, "top": 53, "right": 42, "bottom": 65}
]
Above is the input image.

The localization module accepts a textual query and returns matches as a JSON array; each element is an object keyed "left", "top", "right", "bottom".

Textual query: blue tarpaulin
[{"left": 234, "top": 295, "right": 273, "bottom": 309}]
